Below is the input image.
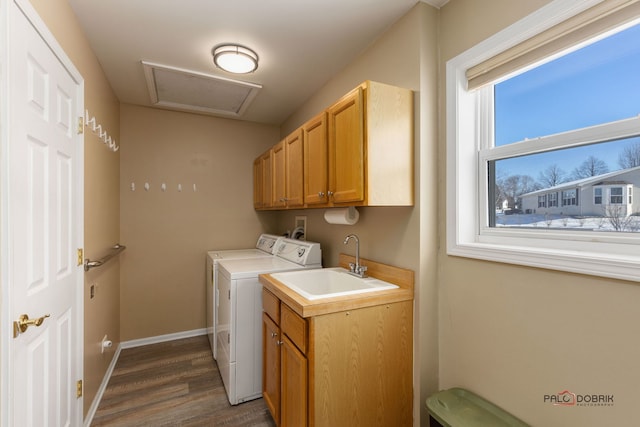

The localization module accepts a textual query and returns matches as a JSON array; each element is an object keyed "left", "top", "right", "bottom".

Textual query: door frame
[{"left": 0, "top": 0, "right": 85, "bottom": 424}]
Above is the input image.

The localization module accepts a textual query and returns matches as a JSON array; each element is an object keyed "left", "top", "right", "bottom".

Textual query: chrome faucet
[{"left": 343, "top": 234, "right": 367, "bottom": 278}]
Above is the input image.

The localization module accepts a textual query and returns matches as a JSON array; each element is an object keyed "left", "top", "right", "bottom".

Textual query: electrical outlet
[{"left": 101, "top": 335, "right": 109, "bottom": 354}]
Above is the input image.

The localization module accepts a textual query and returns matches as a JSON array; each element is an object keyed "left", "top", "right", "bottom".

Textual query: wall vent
[{"left": 141, "top": 61, "right": 261, "bottom": 118}]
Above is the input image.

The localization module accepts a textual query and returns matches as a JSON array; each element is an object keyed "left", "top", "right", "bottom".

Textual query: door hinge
[
  {"left": 77, "top": 117, "right": 84, "bottom": 134},
  {"left": 77, "top": 248, "right": 84, "bottom": 266},
  {"left": 76, "top": 380, "right": 83, "bottom": 398}
]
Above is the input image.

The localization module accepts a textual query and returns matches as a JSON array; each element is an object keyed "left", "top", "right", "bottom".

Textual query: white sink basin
[{"left": 270, "top": 267, "right": 399, "bottom": 300}]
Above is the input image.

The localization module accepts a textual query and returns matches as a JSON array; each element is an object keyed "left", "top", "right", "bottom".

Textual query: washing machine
[
  {"left": 216, "top": 238, "right": 322, "bottom": 405},
  {"left": 206, "top": 234, "right": 284, "bottom": 360}
]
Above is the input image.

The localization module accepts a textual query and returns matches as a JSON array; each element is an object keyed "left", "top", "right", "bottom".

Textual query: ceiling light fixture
[{"left": 212, "top": 44, "right": 259, "bottom": 74}]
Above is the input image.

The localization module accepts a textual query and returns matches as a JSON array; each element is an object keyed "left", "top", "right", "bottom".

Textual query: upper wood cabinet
[
  {"left": 253, "top": 157, "right": 263, "bottom": 209},
  {"left": 284, "top": 129, "right": 304, "bottom": 208},
  {"left": 255, "top": 80, "right": 413, "bottom": 210},
  {"left": 327, "top": 85, "right": 365, "bottom": 205},
  {"left": 271, "top": 140, "right": 286, "bottom": 208},
  {"left": 270, "top": 129, "right": 305, "bottom": 209},
  {"left": 254, "top": 148, "right": 272, "bottom": 209},
  {"left": 303, "top": 112, "right": 328, "bottom": 206}
]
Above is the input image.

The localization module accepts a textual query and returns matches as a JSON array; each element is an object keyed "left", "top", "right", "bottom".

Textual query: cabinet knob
[
  {"left": 271, "top": 331, "right": 278, "bottom": 338},
  {"left": 276, "top": 340, "right": 283, "bottom": 346},
  {"left": 328, "top": 191, "right": 334, "bottom": 197},
  {"left": 318, "top": 192, "right": 325, "bottom": 198}
]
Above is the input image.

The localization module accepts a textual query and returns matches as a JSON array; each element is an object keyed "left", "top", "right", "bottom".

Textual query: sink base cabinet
[
  {"left": 262, "top": 288, "right": 413, "bottom": 427},
  {"left": 309, "top": 301, "right": 413, "bottom": 427}
]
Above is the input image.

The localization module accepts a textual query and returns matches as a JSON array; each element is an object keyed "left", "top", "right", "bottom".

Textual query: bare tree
[
  {"left": 618, "top": 141, "right": 640, "bottom": 169},
  {"left": 498, "top": 174, "right": 540, "bottom": 208},
  {"left": 538, "top": 164, "right": 567, "bottom": 188},
  {"left": 603, "top": 204, "right": 633, "bottom": 232},
  {"left": 571, "top": 156, "right": 609, "bottom": 180}
]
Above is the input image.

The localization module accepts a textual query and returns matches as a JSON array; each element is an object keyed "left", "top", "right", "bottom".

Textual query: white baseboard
[
  {"left": 82, "top": 328, "right": 207, "bottom": 426},
  {"left": 120, "top": 328, "right": 207, "bottom": 349},
  {"left": 83, "top": 343, "right": 122, "bottom": 427}
]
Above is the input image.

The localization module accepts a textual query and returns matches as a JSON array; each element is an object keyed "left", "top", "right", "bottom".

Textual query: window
[
  {"left": 629, "top": 186, "right": 633, "bottom": 204},
  {"left": 610, "top": 187, "right": 624, "bottom": 204},
  {"left": 562, "top": 189, "right": 578, "bottom": 207},
  {"left": 594, "top": 187, "right": 603, "bottom": 204},
  {"left": 447, "top": 0, "right": 640, "bottom": 282},
  {"left": 538, "top": 195, "right": 547, "bottom": 208}
]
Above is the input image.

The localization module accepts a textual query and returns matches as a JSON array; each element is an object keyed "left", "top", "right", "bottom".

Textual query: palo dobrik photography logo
[
  {"left": 544, "top": 390, "right": 576, "bottom": 406},
  {"left": 544, "top": 390, "right": 614, "bottom": 407}
]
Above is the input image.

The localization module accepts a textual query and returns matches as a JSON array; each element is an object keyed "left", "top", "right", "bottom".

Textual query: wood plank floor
[{"left": 91, "top": 335, "right": 276, "bottom": 427}]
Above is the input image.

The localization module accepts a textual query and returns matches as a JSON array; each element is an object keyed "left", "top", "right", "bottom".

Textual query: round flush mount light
[{"left": 212, "top": 44, "right": 259, "bottom": 74}]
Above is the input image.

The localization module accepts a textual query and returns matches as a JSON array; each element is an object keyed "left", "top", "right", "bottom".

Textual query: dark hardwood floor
[{"left": 91, "top": 335, "right": 276, "bottom": 427}]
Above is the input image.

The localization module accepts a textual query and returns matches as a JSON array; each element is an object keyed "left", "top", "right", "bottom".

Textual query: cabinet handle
[
  {"left": 328, "top": 191, "right": 334, "bottom": 197},
  {"left": 318, "top": 192, "right": 325, "bottom": 198},
  {"left": 271, "top": 331, "right": 278, "bottom": 338},
  {"left": 276, "top": 340, "right": 283, "bottom": 346}
]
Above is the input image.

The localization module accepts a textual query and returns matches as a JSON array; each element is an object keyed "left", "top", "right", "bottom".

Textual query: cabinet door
[
  {"left": 281, "top": 335, "right": 308, "bottom": 427},
  {"left": 272, "top": 140, "right": 287, "bottom": 208},
  {"left": 261, "top": 149, "right": 273, "bottom": 208},
  {"left": 327, "top": 86, "right": 365, "bottom": 204},
  {"left": 303, "top": 112, "right": 328, "bottom": 206},
  {"left": 262, "top": 313, "right": 281, "bottom": 424},
  {"left": 285, "top": 129, "right": 304, "bottom": 208},
  {"left": 253, "top": 157, "right": 263, "bottom": 209}
]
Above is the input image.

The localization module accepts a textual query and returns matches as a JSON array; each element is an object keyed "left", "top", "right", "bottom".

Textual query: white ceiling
[{"left": 68, "top": 0, "right": 447, "bottom": 125}]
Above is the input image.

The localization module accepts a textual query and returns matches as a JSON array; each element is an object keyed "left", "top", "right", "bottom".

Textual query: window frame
[
  {"left": 594, "top": 187, "right": 603, "bottom": 205},
  {"left": 446, "top": 0, "right": 640, "bottom": 282},
  {"left": 610, "top": 187, "right": 624, "bottom": 204}
]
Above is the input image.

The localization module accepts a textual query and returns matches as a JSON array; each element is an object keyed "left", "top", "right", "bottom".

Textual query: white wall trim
[
  {"left": 83, "top": 344, "right": 122, "bottom": 427},
  {"left": 120, "top": 328, "right": 208, "bottom": 349}
]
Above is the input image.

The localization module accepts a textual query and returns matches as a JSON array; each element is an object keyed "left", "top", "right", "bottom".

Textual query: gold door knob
[{"left": 13, "top": 313, "right": 50, "bottom": 338}]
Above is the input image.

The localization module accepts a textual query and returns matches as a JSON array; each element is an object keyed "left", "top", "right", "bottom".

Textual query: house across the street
[{"left": 520, "top": 166, "right": 640, "bottom": 217}]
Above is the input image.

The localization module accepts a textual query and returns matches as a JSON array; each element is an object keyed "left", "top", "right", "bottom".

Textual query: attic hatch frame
[{"left": 141, "top": 61, "right": 261, "bottom": 118}]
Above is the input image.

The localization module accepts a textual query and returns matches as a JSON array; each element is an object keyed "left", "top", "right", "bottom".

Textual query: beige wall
[
  {"left": 439, "top": 1, "right": 640, "bottom": 426},
  {"left": 277, "top": 4, "right": 439, "bottom": 425},
  {"left": 28, "top": 0, "right": 121, "bottom": 417},
  {"left": 119, "top": 104, "right": 279, "bottom": 340}
]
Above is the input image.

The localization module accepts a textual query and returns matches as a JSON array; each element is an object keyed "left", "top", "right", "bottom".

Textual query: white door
[{"left": 3, "top": 1, "right": 84, "bottom": 425}]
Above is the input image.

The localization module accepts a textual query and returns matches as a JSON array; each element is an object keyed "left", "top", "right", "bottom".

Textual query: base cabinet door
[
  {"left": 281, "top": 335, "right": 308, "bottom": 427},
  {"left": 262, "top": 313, "right": 281, "bottom": 425}
]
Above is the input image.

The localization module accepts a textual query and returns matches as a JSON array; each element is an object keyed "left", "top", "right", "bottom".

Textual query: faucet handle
[
  {"left": 348, "top": 262, "right": 356, "bottom": 272},
  {"left": 357, "top": 265, "right": 368, "bottom": 277}
]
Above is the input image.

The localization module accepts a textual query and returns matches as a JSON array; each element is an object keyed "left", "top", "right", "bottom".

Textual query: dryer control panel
[
  {"left": 256, "top": 234, "right": 284, "bottom": 254},
  {"left": 275, "top": 238, "right": 322, "bottom": 266}
]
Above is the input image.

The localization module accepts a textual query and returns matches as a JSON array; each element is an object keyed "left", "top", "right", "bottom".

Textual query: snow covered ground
[{"left": 495, "top": 213, "right": 640, "bottom": 232}]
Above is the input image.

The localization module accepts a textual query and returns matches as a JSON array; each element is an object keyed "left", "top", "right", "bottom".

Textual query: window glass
[
  {"left": 495, "top": 23, "right": 640, "bottom": 147},
  {"left": 610, "top": 187, "right": 623, "bottom": 204},
  {"left": 489, "top": 22, "right": 640, "bottom": 233},
  {"left": 594, "top": 187, "right": 602, "bottom": 204}
]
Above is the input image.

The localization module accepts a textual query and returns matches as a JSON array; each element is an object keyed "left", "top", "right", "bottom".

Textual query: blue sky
[{"left": 494, "top": 21, "right": 640, "bottom": 180}]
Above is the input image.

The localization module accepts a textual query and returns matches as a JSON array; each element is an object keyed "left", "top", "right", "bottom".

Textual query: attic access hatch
[{"left": 141, "top": 61, "right": 261, "bottom": 118}]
